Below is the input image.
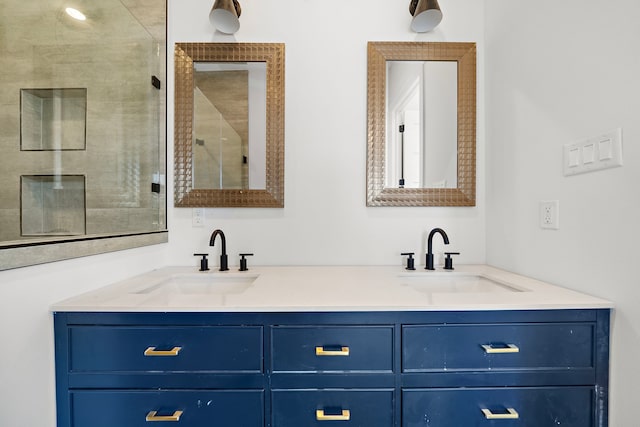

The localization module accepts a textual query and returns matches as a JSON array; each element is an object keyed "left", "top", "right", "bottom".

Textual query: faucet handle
[
  {"left": 444, "top": 252, "right": 460, "bottom": 270},
  {"left": 193, "top": 253, "right": 210, "bottom": 272},
  {"left": 401, "top": 252, "right": 416, "bottom": 271},
  {"left": 239, "top": 253, "right": 254, "bottom": 272}
]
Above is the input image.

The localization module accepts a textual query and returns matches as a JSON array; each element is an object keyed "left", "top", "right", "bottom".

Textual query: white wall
[
  {"left": 0, "top": 247, "right": 169, "bottom": 426},
  {"left": 3, "top": 1, "right": 637, "bottom": 425},
  {"left": 0, "top": 1, "right": 486, "bottom": 425},
  {"left": 168, "top": 0, "right": 486, "bottom": 267},
  {"left": 485, "top": 1, "right": 640, "bottom": 426}
]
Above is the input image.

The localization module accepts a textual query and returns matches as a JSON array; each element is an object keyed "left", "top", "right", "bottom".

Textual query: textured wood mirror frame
[
  {"left": 367, "top": 42, "right": 476, "bottom": 207},
  {"left": 174, "top": 43, "right": 285, "bottom": 207}
]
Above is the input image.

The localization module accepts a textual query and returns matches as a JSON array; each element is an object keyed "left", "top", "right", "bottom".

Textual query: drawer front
[
  {"left": 272, "top": 389, "right": 393, "bottom": 427},
  {"left": 402, "top": 387, "right": 594, "bottom": 427},
  {"left": 69, "top": 326, "right": 263, "bottom": 372},
  {"left": 402, "top": 323, "right": 594, "bottom": 372},
  {"left": 271, "top": 326, "right": 393, "bottom": 372},
  {"left": 71, "top": 390, "right": 263, "bottom": 427}
]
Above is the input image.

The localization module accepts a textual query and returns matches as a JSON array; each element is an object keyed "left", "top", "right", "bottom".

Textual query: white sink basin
[
  {"left": 133, "top": 273, "right": 258, "bottom": 295},
  {"left": 397, "top": 272, "right": 523, "bottom": 294}
]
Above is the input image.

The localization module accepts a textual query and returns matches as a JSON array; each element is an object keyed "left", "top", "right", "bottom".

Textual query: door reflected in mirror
[
  {"left": 386, "top": 60, "right": 457, "bottom": 189},
  {"left": 367, "top": 42, "right": 476, "bottom": 207},
  {"left": 193, "top": 62, "right": 267, "bottom": 190}
]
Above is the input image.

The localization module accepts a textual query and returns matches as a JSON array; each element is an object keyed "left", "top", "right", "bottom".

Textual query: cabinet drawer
[
  {"left": 272, "top": 389, "right": 393, "bottom": 427},
  {"left": 71, "top": 390, "right": 263, "bottom": 427},
  {"left": 69, "top": 326, "right": 263, "bottom": 372},
  {"left": 402, "top": 323, "right": 594, "bottom": 372},
  {"left": 402, "top": 387, "right": 593, "bottom": 427},
  {"left": 271, "top": 326, "right": 393, "bottom": 372}
]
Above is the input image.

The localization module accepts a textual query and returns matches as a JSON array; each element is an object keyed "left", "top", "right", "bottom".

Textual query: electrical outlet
[
  {"left": 192, "top": 208, "right": 205, "bottom": 227},
  {"left": 539, "top": 200, "right": 559, "bottom": 230}
]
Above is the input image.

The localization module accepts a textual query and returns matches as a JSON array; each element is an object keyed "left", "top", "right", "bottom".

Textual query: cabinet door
[
  {"left": 71, "top": 390, "right": 263, "bottom": 427},
  {"left": 272, "top": 389, "right": 394, "bottom": 427},
  {"left": 69, "top": 326, "right": 263, "bottom": 373},
  {"left": 402, "top": 323, "right": 594, "bottom": 372},
  {"left": 403, "top": 387, "right": 593, "bottom": 427},
  {"left": 271, "top": 326, "right": 393, "bottom": 372}
]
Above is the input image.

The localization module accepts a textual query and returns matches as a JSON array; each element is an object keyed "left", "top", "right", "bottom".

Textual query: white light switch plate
[{"left": 563, "top": 128, "right": 623, "bottom": 176}]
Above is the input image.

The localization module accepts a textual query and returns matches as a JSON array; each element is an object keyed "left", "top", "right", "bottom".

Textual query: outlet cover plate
[
  {"left": 192, "top": 208, "right": 205, "bottom": 227},
  {"left": 540, "top": 200, "right": 559, "bottom": 230}
]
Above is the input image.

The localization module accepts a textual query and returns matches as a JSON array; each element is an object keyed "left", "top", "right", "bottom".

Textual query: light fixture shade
[
  {"left": 409, "top": 0, "right": 443, "bottom": 33},
  {"left": 210, "top": 0, "right": 241, "bottom": 34}
]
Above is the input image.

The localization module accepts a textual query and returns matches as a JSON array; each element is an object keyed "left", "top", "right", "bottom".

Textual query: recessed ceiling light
[{"left": 65, "top": 7, "right": 87, "bottom": 21}]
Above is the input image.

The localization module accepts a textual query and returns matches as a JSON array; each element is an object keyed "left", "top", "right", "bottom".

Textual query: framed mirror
[
  {"left": 174, "top": 43, "right": 285, "bottom": 207},
  {"left": 367, "top": 42, "right": 476, "bottom": 207}
]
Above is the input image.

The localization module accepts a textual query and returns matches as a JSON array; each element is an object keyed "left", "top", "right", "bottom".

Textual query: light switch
[
  {"left": 563, "top": 128, "right": 623, "bottom": 176},
  {"left": 599, "top": 138, "right": 613, "bottom": 160},
  {"left": 582, "top": 143, "right": 595, "bottom": 163},
  {"left": 568, "top": 147, "right": 580, "bottom": 167}
]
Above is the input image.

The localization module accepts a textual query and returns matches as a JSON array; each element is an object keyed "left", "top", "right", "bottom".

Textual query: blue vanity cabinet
[
  {"left": 402, "top": 323, "right": 595, "bottom": 372},
  {"left": 54, "top": 309, "right": 610, "bottom": 427},
  {"left": 70, "top": 390, "right": 264, "bottom": 427},
  {"left": 403, "top": 387, "right": 595, "bottom": 427},
  {"left": 272, "top": 389, "right": 394, "bottom": 427},
  {"left": 271, "top": 326, "right": 394, "bottom": 373},
  {"left": 68, "top": 325, "right": 263, "bottom": 373}
]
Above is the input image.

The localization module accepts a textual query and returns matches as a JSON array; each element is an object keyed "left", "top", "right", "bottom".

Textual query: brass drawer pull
[
  {"left": 481, "top": 343, "right": 519, "bottom": 354},
  {"left": 146, "top": 410, "right": 184, "bottom": 422},
  {"left": 481, "top": 407, "right": 519, "bottom": 420},
  {"left": 144, "top": 346, "right": 182, "bottom": 356},
  {"left": 316, "top": 409, "right": 351, "bottom": 421},
  {"left": 315, "top": 346, "right": 350, "bottom": 356}
]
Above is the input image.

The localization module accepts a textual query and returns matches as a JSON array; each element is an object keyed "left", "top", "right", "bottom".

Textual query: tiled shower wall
[{"left": 0, "top": 2, "right": 164, "bottom": 242}]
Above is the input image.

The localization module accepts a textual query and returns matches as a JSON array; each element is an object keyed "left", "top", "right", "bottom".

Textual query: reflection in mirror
[
  {"left": 174, "top": 43, "right": 285, "bottom": 208},
  {"left": 193, "top": 62, "right": 266, "bottom": 190},
  {"left": 386, "top": 61, "right": 457, "bottom": 189},
  {"left": 367, "top": 42, "right": 476, "bottom": 207},
  {"left": 0, "top": 0, "right": 167, "bottom": 270}
]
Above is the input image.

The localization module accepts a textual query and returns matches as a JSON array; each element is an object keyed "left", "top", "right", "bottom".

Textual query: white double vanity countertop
[{"left": 51, "top": 265, "right": 613, "bottom": 312}]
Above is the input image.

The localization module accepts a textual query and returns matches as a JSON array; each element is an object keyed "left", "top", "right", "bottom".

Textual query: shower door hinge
[{"left": 151, "top": 76, "right": 161, "bottom": 90}]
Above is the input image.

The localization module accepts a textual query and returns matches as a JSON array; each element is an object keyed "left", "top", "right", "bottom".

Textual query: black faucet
[
  {"left": 425, "top": 228, "right": 449, "bottom": 270},
  {"left": 209, "top": 229, "right": 229, "bottom": 271}
]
